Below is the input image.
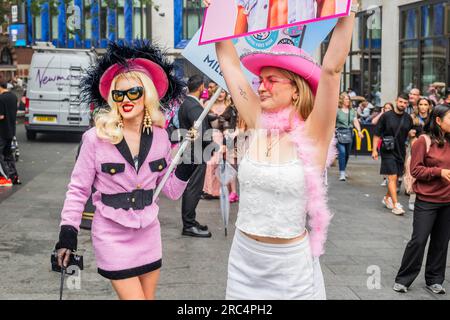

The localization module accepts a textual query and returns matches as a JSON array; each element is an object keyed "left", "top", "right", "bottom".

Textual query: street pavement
[
  {"left": 0, "top": 126, "right": 449, "bottom": 300},
  {"left": 0, "top": 119, "right": 82, "bottom": 203}
]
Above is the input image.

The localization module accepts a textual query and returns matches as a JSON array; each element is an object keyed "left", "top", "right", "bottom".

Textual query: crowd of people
[{"left": 336, "top": 85, "right": 450, "bottom": 294}]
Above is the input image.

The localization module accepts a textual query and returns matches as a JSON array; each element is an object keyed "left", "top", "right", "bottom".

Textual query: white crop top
[{"left": 235, "top": 152, "right": 307, "bottom": 238}]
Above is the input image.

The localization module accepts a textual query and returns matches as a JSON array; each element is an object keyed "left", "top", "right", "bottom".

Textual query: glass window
[
  {"left": 183, "top": 0, "right": 202, "bottom": 40},
  {"left": 400, "top": 40, "right": 419, "bottom": 93},
  {"left": 361, "top": 9, "right": 382, "bottom": 50},
  {"left": 421, "top": 3, "right": 444, "bottom": 37},
  {"left": 68, "top": 0, "right": 75, "bottom": 40},
  {"left": 420, "top": 38, "right": 447, "bottom": 93},
  {"left": 100, "top": 0, "right": 107, "bottom": 39},
  {"left": 401, "top": 8, "right": 418, "bottom": 40},
  {"left": 446, "top": 3, "right": 450, "bottom": 34},
  {"left": 51, "top": 14, "right": 58, "bottom": 40},
  {"left": 142, "top": 4, "right": 147, "bottom": 39},
  {"left": 133, "top": 2, "right": 142, "bottom": 39},
  {"left": 34, "top": 16, "right": 42, "bottom": 40},
  {"left": 117, "top": 0, "right": 125, "bottom": 39},
  {"left": 85, "top": 2, "right": 92, "bottom": 40},
  {"left": 0, "top": 48, "right": 13, "bottom": 65}
]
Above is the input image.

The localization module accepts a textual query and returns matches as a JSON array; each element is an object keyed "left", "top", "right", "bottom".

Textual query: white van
[{"left": 25, "top": 45, "right": 97, "bottom": 140}]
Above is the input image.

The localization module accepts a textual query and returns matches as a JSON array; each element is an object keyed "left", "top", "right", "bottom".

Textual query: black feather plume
[{"left": 80, "top": 40, "right": 186, "bottom": 111}]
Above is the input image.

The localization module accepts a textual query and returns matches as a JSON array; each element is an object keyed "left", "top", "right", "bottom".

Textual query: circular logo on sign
[
  {"left": 278, "top": 38, "right": 295, "bottom": 46},
  {"left": 245, "top": 30, "right": 279, "bottom": 50}
]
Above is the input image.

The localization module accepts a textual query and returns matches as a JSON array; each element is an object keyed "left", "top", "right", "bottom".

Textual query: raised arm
[
  {"left": 305, "top": 1, "right": 357, "bottom": 169},
  {"left": 215, "top": 40, "right": 260, "bottom": 129},
  {"left": 371, "top": 111, "right": 383, "bottom": 125}
]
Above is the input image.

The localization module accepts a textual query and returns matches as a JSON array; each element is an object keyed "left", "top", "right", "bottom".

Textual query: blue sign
[{"left": 8, "top": 24, "right": 27, "bottom": 47}]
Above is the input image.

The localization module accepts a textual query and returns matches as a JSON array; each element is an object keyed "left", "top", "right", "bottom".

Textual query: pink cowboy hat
[
  {"left": 99, "top": 58, "right": 169, "bottom": 101},
  {"left": 240, "top": 44, "right": 321, "bottom": 94}
]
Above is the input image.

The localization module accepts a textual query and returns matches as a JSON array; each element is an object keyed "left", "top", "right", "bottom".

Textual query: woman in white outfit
[{"left": 204, "top": 0, "right": 357, "bottom": 300}]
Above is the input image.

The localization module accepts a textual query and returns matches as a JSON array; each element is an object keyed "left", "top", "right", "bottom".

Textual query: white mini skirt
[{"left": 226, "top": 230, "right": 326, "bottom": 300}]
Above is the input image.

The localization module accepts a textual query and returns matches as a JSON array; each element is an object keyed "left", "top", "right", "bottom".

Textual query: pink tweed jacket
[{"left": 60, "top": 126, "right": 188, "bottom": 231}]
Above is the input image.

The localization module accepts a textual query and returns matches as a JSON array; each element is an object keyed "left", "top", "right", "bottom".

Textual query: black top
[
  {"left": 178, "top": 95, "right": 214, "bottom": 164},
  {"left": 0, "top": 91, "right": 18, "bottom": 139},
  {"left": 220, "top": 105, "right": 238, "bottom": 131},
  {"left": 412, "top": 114, "right": 428, "bottom": 137},
  {"left": 374, "top": 110, "right": 413, "bottom": 161}
]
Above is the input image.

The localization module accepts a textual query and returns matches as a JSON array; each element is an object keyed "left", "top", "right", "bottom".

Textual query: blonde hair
[
  {"left": 338, "top": 92, "right": 351, "bottom": 108},
  {"left": 95, "top": 71, "right": 165, "bottom": 144},
  {"left": 279, "top": 69, "right": 315, "bottom": 121}
]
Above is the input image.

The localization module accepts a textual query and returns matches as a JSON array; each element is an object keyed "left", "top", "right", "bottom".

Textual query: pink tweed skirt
[{"left": 91, "top": 211, "right": 162, "bottom": 280}]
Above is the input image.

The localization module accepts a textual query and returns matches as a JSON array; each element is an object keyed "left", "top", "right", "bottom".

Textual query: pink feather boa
[{"left": 260, "top": 108, "right": 337, "bottom": 257}]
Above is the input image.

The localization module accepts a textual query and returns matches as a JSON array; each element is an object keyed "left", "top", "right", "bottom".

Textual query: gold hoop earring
[
  {"left": 118, "top": 115, "right": 124, "bottom": 129},
  {"left": 143, "top": 107, "right": 153, "bottom": 134}
]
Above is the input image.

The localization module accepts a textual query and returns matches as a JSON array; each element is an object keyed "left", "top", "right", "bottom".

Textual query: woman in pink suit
[{"left": 54, "top": 42, "right": 197, "bottom": 300}]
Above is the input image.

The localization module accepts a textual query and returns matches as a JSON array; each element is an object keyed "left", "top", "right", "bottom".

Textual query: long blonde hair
[
  {"left": 278, "top": 69, "right": 315, "bottom": 121},
  {"left": 95, "top": 71, "right": 165, "bottom": 144}
]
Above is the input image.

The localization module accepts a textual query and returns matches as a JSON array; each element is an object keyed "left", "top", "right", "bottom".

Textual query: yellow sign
[
  {"left": 34, "top": 116, "right": 57, "bottom": 123},
  {"left": 353, "top": 128, "right": 372, "bottom": 152}
]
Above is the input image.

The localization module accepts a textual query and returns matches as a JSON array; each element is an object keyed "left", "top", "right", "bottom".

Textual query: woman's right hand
[
  {"left": 203, "top": 0, "right": 211, "bottom": 7},
  {"left": 57, "top": 248, "right": 72, "bottom": 268}
]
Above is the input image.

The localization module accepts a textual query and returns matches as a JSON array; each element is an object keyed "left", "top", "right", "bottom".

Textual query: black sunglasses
[{"left": 111, "top": 86, "right": 144, "bottom": 102}]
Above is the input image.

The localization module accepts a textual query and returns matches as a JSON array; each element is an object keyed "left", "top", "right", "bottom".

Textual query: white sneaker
[
  {"left": 426, "top": 284, "right": 446, "bottom": 294},
  {"left": 382, "top": 196, "right": 394, "bottom": 209},
  {"left": 339, "top": 172, "right": 346, "bottom": 181},
  {"left": 380, "top": 178, "right": 387, "bottom": 186},
  {"left": 393, "top": 283, "right": 408, "bottom": 293},
  {"left": 392, "top": 203, "right": 405, "bottom": 215}
]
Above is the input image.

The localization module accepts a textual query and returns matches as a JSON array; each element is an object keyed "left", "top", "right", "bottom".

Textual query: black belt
[{"left": 101, "top": 189, "right": 153, "bottom": 210}]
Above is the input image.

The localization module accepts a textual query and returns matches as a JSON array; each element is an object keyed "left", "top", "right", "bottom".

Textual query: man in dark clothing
[
  {"left": 178, "top": 75, "right": 215, "bottom": 238},
  {"left": 372, "top": 93, "right": 415, "bottom": 216},
  {"left": 0, "top": 81, "right": 20, "bottom": 185}
]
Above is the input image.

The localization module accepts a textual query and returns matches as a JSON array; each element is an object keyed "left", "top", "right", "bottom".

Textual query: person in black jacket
[
  {"left": 178, "top": 75, "right": 216, "bottom": 237},
  {"left": 0, "top": 81, "right": 20, "bottom": 186}
]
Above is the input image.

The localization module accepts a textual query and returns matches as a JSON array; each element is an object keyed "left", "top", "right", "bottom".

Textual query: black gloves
[{"left": 55, "top": 225, "right": 78, "bottom": 251}]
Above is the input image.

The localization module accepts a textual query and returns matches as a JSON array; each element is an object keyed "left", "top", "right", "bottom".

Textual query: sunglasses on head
[{"left": 111, "top": 86, "right": 144, "bottom": 102}]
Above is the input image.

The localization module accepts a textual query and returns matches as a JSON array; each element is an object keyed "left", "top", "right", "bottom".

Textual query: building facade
[
  {"left": 24, "top": 0, "right": 152, "bottom": 48},
  {"left": 6, "top": 0, "right": 448, "bottom": 102},
  {"left": 3, "top": 0, "right": 203, "bottom": 79},
  {"left": 326, "top": 0, "right": 449, "bottom": 106},
  {"left": 164, "top": 0, "right": 450, "bottom": 104}
]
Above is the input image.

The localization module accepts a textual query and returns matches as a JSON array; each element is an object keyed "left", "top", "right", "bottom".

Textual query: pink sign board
[{"left": 199, "top": 0, "right": 351, "bottom": 45}]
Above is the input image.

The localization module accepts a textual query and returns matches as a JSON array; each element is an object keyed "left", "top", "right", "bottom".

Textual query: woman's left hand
[{"left": 358, "top": 131, "right": 364, "bottom": 139}]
